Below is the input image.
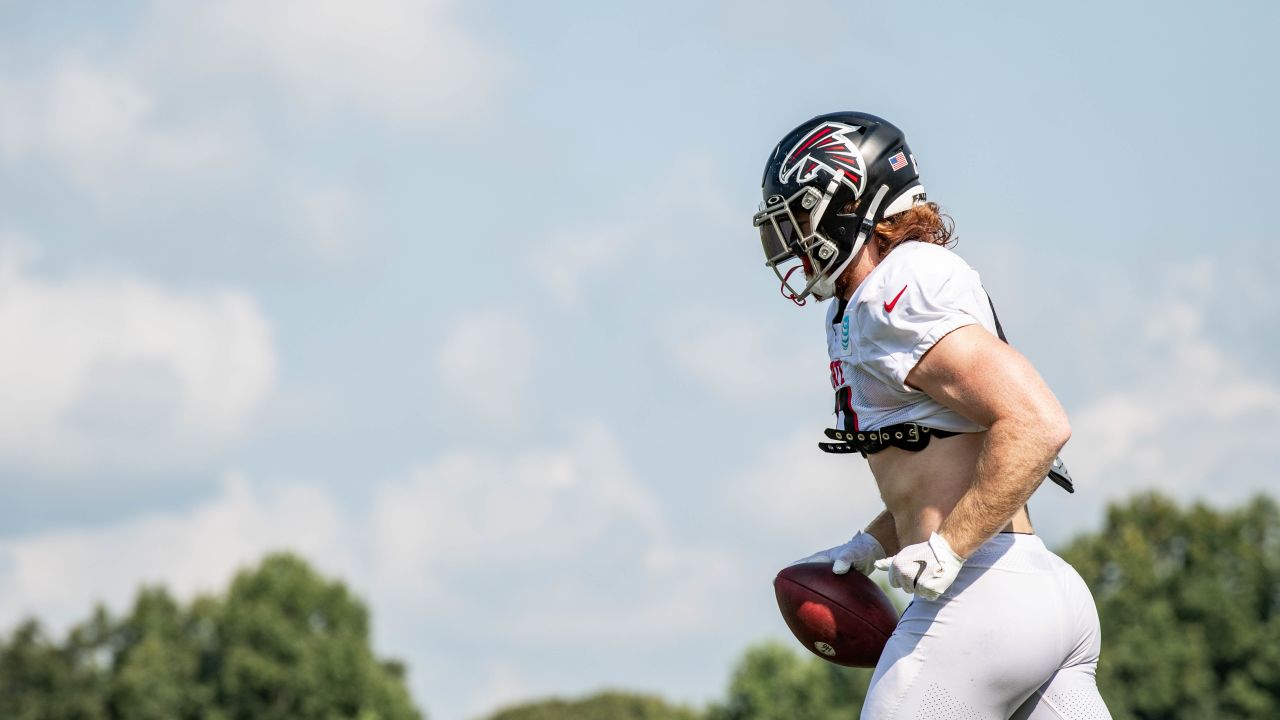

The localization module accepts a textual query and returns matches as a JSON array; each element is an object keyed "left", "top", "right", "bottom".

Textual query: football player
[{"left": 754, "top": 112, "right": 1111, "bottom": 719}]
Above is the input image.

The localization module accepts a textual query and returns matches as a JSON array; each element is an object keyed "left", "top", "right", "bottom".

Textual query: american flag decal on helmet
[
  {"left": 888, "top": 151, "right": 908, "bottom": 171},
  {"left": 778, "top": 122, "right": 867, "bottom": 198}
]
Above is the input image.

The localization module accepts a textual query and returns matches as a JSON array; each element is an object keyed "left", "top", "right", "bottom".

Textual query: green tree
[
  {"left": 214, "top": 554, "right": 420, "bottom": 720},
  {"left": 1060, "top": 492, "right": 1280, "bottom": 720},
  {"left": 0, "top": 619, "right": 107, "bottom": 720},
  {"left": 708, "top": 641, "right": 871, "bottom": 720},
  {"left": 106, "top": 587, "right": 208, "bottom": 719},
  {"left": 0, "top": 553, "right": 422, "bottom": 720},
  {"left": 484, "top": 691, "right": 702, "bottom": 720}
]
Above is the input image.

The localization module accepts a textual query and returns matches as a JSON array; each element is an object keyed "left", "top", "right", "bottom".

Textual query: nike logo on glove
[
  {"left": 875, "top": 533, "right": 965, "bottom": 600},
  {"left": 884, "top": 284, "right": 908, "bottom": 313},
  {"left": 912, "top": 560, "right": 928, "bottom": 585}
]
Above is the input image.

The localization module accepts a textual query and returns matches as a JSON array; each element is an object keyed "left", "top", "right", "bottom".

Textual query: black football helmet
[{"left": 753, "top": 112, "right": 926, "bottom": 304}]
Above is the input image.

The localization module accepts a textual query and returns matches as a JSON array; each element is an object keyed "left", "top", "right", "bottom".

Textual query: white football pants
[{"left": 861, "top": 534, "right": 1112, "bottom": 719}]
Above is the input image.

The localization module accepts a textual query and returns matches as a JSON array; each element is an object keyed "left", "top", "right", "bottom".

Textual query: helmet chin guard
[{"left": 753, "top": 112, "right": 926, "bottom": 304}]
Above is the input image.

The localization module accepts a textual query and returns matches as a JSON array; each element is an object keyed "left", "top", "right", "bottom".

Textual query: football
[{"left": 773, "top": 562, "right": 899, "bottom": 667}]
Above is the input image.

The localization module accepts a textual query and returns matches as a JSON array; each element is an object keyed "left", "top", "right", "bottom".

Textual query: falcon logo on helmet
[{"left": 778, "top": 122, "right": 867, "bottom": 199}]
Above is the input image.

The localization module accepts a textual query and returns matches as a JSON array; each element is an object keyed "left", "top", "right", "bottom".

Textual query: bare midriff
[{"left": 868, "top": 430, "right": 1032, "bottom": 549}]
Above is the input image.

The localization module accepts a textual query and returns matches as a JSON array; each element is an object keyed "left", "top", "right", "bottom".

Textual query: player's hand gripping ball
[
  {"left": 773, "top": 562, "right": 899, "bottom": 667},
  {"left": 789, "top": 530, "right": 885, "bottom": 576}
]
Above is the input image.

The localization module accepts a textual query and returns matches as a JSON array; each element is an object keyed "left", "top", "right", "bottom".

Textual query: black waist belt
[
  {"left": 818, "top": 423, "right": 959, "bottom": 457},
  {"left": 818, "top": 424, "right": 1076, "bottom": 493}
]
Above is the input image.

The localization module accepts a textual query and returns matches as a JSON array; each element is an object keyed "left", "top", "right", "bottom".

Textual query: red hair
[{"left": 873, "top": 202, "right": 955, "bottom": 256}]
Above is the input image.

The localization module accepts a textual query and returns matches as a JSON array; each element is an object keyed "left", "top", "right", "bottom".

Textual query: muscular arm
[{"left": 905, "top": 324, "right": 1071, "bottom": 558}]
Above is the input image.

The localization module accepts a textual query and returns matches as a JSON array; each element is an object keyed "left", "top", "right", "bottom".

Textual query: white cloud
[
  {"left": 0, "top": 473, "right": 347, "bottom": 632},
  {"left": 729, "top": 432, "right": 882, "bottom": 552},
  {"left": 1033, "top": 258, "right": 1280, "bottom": 541},
  {"left": 1, "top": 0, "right": 496, "bottom": 257},
  {"left": 435, "top": 307, "right": 536, "bottom": 424},
  {"left": 142, "top": 0, "right": 504, "bottom": 126},
  {"left": 286, "top": 183, "right": 371, "bottom": 261},
  {"left": 0, "top": 62, "right": 251, "bottom": 202},
  {"left": 1069, "top": 313, "right": 1280, "bottom": 499},
  {"left": 662, "top": 306, "right": 819, "bottom": 405},
  {"left": 0, "top": 426, "right": 744, "bottom": 720},
  {"left": 366, "top": 427, "right": 749, "bottom": 718},
  {"left": 371, "top": 424, "right": 663, "bottom": 605},
  {"left": 0, "top": 58, "right": 371, "bottom": 261},
  {"left": 0, "top": 236, "right": 275, "bottom": 473},
  {"left": 530, "top": 153, "right": 740, "bottom": 307},
  {"left": 533, "top": 223, "right": 631, "bottom": 306},
  {"left": 471, "top": 662, "right": 533, "bottom": 719}
]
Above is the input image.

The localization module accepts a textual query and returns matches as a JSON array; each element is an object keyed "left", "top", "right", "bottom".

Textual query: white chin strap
[{"left": 810, "top": 249, "right": 857, "bottom": 300}]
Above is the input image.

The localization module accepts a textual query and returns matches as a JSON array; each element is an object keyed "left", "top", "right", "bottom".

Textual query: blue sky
[{"left": 1, "top": 1, "right": 1278, "bottom": 718}]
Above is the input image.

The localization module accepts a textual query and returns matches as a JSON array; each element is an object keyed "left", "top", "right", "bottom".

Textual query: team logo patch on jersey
[
  {"left": 840, "top": 315, "right": 851, "bottom": 351},
  {"left": 778, "top": 122, "right": 867, "bottom": 198}
]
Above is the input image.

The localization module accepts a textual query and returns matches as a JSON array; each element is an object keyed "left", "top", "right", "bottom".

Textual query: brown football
[{"left": 773, "top": 562, "right": 899, "bottom": 667}]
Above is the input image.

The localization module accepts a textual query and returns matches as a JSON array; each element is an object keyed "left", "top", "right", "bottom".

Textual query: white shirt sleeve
[{"left": 856, "top": 247, "right": 992, "bottom": 389}]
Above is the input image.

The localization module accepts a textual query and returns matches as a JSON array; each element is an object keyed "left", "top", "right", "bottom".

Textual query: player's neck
[{"left": 839, "top": 244, "right": 883, "bottom": 300}]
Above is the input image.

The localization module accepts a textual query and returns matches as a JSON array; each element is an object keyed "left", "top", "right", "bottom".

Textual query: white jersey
[{"left": 824, "top": 241, "right": 1000, "bottom": 433}]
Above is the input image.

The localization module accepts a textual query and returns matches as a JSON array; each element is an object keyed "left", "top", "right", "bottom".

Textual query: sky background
[{"left": 1, "top": 1, "right": 1279, "bottom": 718}]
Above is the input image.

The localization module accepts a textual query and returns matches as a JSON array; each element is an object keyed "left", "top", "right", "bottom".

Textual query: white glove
[
  {"left": 874, "top": 532, "right": 965, "bottom": 600},
  {"left": 790, "top": 531, "right": 886, "bottom": 576}
]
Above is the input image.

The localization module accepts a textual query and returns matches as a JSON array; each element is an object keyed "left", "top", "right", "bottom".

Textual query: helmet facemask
[{"left": 754, "top": 185, "right": 865, "bottom": 304}]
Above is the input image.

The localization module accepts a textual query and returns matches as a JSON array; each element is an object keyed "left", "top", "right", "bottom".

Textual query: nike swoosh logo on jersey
[{"left": 884, "top": 284, "right": 908, "bottom": 313}]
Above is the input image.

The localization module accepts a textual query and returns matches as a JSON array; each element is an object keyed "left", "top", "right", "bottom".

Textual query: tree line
[
  {"left": 4, "top": 492, "right": 1279, "bottom": 719},
  {"left": 0, "top": 555, "right": 420, "bottom": 720}
]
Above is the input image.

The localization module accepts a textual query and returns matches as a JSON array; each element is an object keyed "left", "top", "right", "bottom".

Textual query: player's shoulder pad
[
  {"left": 851, "top": 242, "right": 986, "bottom": 372},
  {"left": 873, "top": 242, "right": 975, "bottom": 295},
  {"left": 855, "top": 243, "right": 978, "bottom": 318}
]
